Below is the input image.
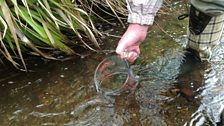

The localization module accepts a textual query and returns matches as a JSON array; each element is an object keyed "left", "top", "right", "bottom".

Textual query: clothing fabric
[
  {"left": 187, "top": 14, "right": 224, "bottom": 60},
  {"left": 126, "top": 0, "right": 163, "bottom": 25},
  {"left": 127, "top": 0, "right": 224, "bottom": 60},
  {"left": 191, "top": 0, "right": 224, "bottom": 16},
  {"left": 127, "top": 0, "right": 224, "bottom": 25}
]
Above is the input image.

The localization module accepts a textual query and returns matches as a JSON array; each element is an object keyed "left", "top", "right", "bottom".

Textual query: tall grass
[
  {"left": 0, "top": 0, "right": 184, "bottom": 71},
  {"left": 0, "top": 0, "right": 127, "bottom": 70}
]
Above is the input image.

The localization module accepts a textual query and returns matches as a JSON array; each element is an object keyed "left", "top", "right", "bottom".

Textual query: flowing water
[{"left": 1, "top": 1, "right": 224, "bottom": 126}]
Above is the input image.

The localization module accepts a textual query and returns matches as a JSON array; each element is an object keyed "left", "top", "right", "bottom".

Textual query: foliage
[{"left": 0, "top": 0, "right": 127, "bottom": 70}]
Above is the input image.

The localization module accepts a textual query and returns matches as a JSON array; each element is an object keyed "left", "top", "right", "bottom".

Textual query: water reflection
[
  {"left": 1, "top": 45, "right": 224, "bottom": 126},
  {"left": 184, "top": 42, "right": 224, "bottom": 126}
]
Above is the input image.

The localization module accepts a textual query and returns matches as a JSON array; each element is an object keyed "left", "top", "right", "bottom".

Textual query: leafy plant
[{"left": 0, "top": 0, "right": 127, "bottom": 70}]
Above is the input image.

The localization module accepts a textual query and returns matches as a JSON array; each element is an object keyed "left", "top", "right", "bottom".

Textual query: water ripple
[{"left": 186, "top": 42, "right": 224, "bottom": 126}]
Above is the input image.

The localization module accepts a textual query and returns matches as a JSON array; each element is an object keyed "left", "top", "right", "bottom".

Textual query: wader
[{"left": 187, "top": 0, "right": 224, "bottom": 61}]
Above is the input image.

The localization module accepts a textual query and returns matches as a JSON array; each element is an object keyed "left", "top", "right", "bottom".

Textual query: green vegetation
[
  {"left": 0, "top": 0, "right": 127, "bottom": 70},
  {"left": 0, "top": 0, "right": 189, "bottom": 71}
]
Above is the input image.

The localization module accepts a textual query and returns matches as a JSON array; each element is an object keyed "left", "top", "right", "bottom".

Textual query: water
[
  {"left": 94, "top": 54, "right": 134, "bottom": 96},
  {"left": 0, "top": 1, "right": 224, "bottom": 125},
  {"left": 184, "top": 42, "right": 224, "bottom": 126}
]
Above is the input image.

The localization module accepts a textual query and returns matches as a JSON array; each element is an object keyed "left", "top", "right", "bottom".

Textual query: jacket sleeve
[{"left": 126, "top": 0, "right": 163, "bottom": 25}]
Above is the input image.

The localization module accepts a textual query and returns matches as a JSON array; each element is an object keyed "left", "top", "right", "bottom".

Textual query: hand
[{"left": 116, "top": 23, "right": 149, "bottom": 62}]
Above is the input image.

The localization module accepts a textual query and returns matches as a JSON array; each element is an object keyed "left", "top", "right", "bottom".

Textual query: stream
[{"left": 0, "top": 1, "right": 224, "bottom": 126}]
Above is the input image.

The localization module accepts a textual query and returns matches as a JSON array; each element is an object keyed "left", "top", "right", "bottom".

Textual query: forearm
[
  {"left": 124, "top": 23, "right": 149, "bottom": 42},
  {"left": 126, "top": 0, "right": 163, "bottom": 25}
]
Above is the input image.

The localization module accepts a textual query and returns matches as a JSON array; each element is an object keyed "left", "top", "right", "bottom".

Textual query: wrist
[
  {"left": 128, "top": 23, "right": 150, "bottom": 32},
  {"left": 125, "top": 23, "right": 149, "bottom": 42}
]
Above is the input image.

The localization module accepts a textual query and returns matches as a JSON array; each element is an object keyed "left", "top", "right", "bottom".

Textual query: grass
[
  {"left": 0, "top": 0, "right": 189, "bottom": 71},
  {"left": 0, "top": 0, "right": 127, "bottom": 71}
]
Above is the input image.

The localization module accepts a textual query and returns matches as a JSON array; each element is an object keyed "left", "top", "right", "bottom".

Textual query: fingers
[
  {"left": 116, "top": 42, "right": 126, "bottom": 58},
  {"left": 116, "top": 36, "right": 140, "bottom": 58},
  {"left": 127, "top": 46, "right": 140, "bottom": 54},
  {"left": 115, "top": 34, "right": 140, "bottom": 62},
  {"left": 116, "top": 34, "right": 132, "bottom": 58},
  {"left": 116, "top": 23, "right": 149, "bottom": 62},
  {"left": 116, "top": 45, "right": 140, "bottom": 63},
  {"left": 125, "top": 51, "right": 139, "bottom": 63}
]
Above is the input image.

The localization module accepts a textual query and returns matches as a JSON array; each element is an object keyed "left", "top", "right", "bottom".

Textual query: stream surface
[{"left": 0, "top": 1, "right": 224, "bottom": 126}]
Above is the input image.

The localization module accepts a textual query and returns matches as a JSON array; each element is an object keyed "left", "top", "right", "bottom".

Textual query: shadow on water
[{"left": 1, "top": 1, "right": 224, "bottom": 126}]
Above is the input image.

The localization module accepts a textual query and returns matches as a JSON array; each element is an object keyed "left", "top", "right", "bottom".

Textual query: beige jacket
[
  {"left": 127, "top": 0, "right": 224, "bottom": 25},
  {"left": 126, "top": 0, "right": 163, "bottom": 25}
]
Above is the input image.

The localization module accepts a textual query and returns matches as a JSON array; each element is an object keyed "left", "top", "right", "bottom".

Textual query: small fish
[{"left": 99, "top": 62, "right": 109, "bottom": 73}]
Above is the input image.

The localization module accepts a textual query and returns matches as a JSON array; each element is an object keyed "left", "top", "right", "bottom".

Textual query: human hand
[{"left": 116, "top": 23, "right": 149, "bottom": 62}]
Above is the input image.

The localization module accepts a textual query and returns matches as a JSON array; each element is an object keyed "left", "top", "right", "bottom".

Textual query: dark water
[{"left": 1, "top": 1, "right": 224, "bottom": 126}]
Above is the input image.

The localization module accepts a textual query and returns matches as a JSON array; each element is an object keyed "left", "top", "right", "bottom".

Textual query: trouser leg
[{"left": 186, "top": 2, "right": 224, "bottom": 61}]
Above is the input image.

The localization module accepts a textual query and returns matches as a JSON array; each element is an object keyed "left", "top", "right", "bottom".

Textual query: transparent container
[{"left": 94, "top": 54, "right": 138, "bottom": 96}]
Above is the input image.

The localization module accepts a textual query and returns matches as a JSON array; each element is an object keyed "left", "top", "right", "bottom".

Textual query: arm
[{"left": 116, "top": 0, "right": 163, "bottom": 62}]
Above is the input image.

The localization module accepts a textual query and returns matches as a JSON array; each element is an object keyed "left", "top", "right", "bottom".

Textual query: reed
[
  {"left": 0, "top": 0, "right": 127, "bottom": 70},
  {"left": 0, "top": 0, "right": 184, "bottom": 70}
]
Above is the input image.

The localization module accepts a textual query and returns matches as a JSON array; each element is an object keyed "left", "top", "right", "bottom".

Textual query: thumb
[
  {"left": 125, "top": 51, "right": 139, "bottom": 63},
  {"left": 126, "top": 45, "right": 140, "bottom": 54},
  {"left": 116, "top": 43, "right": 126, "bottom": 58}
]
